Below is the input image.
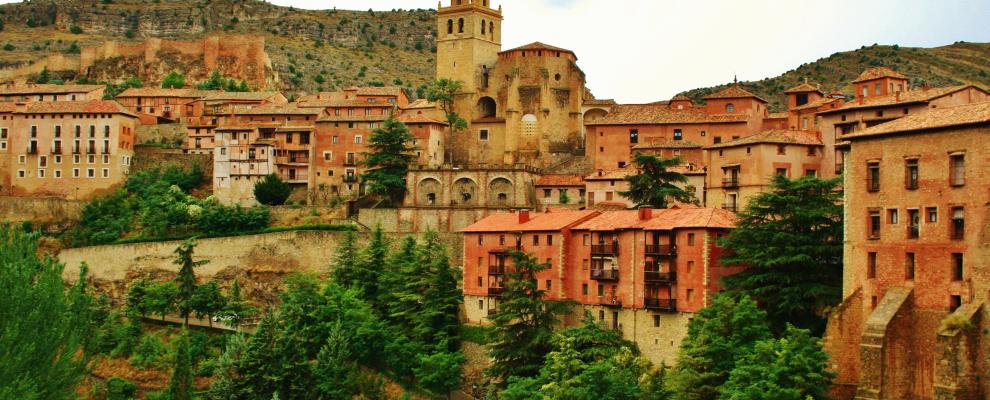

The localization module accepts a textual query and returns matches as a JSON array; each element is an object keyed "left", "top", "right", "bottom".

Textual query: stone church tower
[{"left": 436, "top": 0, "right": 586, "bottom": 168}]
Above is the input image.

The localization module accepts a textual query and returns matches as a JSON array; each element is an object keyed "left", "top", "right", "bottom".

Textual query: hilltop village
[{"left": 1, "top": 1, "right": 989, "bottom": 399}]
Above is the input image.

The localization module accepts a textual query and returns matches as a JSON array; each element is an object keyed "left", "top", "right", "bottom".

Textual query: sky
[{"left": 4, "top": 0, "right": 988, "bottom": 102}]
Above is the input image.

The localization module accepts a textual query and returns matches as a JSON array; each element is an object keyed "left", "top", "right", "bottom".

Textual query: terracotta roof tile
[
  {"left": 461, "top": 210, "right": 599, "bottom": 233},
  {"left": 117, "top": 88, "right": 214, "bottom": 98},
  {"left": 766, "top": 112, "right": 789, "bottom": 119},
  {"left": 0, "top": 83, "right": 105, "bottom": 95},
  {"left": 818, "top": 85, "right": 982, "bottom": 114},
  {"left": 632, "top": 140, "right": 702, "bottom": 150},
  {"left": 584, "top": 98, "right": 617, "bottom": 106},
  {"left": 298, "top": 99, "right": 397, "bottom": 108},
  {"left": 0, "top": 103, "right": 15, "bottom": 113},
  {"left": 17, "top": 100, "right": 136, "bottom": 117},
  {"left": 403, "top": 99, "right": 437, "bottom": 109},
  {"left": 585, "top": 168, "right": 634, "bottom": 181},
  {"left": 706, "top": 129, "right": 822, "bottom": 149},
  {"left": 500, "top": 42, "right": 574, "bottom": 55},
  {"left": 703, "top": 85, "right": 767, "bottom": 102},
  {"left": 572, "top": 207, "right": 736, "bottom": 231},
  {"left": 585, "top": 103, "right": 748, "bottom": 126},
  {"left": 347, "top": 86, "right": 406, "bottom": 97},
  {"left": 200, "top": 92, "right": 284, "bottom": 102},
  {"left": 236, "top": 103, "right": 321, "bottom": 116},
  {"left": 395, "top": 113, "right": 447, "bottom": 125},
  {"left": 791, "top": 97, "right": 840, "bottom": 112},
  {"left": 317, "top": 114, "right": 390, "bottom": 123},
  {"left": 535, "top": 174, "right": 585, "bottom": 187},
  {"left": 784, "top": 83, "right": 824, "bottom": 94},
  {"left": 844, "top": 101, "right": 990, "bottom": 139},
  {"left": 852, "top": 67, "right": 908, "bottom": 83},
  {"left": 670, "top": 95, "right": 692, "bottom": 102}
]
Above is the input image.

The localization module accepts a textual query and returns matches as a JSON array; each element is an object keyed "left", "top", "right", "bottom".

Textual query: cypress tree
[
  {"left": 173, "top": 238, "right": 207, "bottom": 327},
  {"left": 167, "top": 331, "right": 194, "bottom": 400},
  {"left": 330, "top": 230, "right": 361, "bottom": 287}
]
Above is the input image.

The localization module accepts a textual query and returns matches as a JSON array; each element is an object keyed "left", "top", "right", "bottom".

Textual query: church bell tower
[{"left": 435, "top": 0, "right": 502, "bottom": 90}]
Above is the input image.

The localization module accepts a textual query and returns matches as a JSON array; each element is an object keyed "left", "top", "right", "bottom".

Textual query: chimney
[
  {"left": 518, "top": 209, "right": 531, "bottom": 224},
  {"left": 638, "top": 207, "right": 653, "bottom": 220}
]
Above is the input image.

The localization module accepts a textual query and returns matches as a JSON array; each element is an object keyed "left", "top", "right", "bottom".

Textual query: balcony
[
  {"left": 644, "top": 298, "right": 677, "bottom": 312},
  {"left": 276, "top": 156, "right": 311, "bottom": 165},
  {"left": 590, "top": 243, "right": 618, "bottom": 256},
  {"left": 487, "top": 308, "right": 498, "bottom": 316},
  {"left": 722, "top": 178, "right": 739, "bottom": 188},
  {"left": 599, "top": 297, "right": 622, "bottom": 308},
  {"left": 644, "top": 270, "right": 676, "bottom": 283},
  {"left": 644, "top": 244, "right": 675, "bottom": 257},
  {"left": 27, "top": 146, "right": 38, "bottom": 155},
  {"left": 488, "top": 264, "right": 506, "bottom": 275},
  {"left": 487, "top": 287, "right": 505, "bottom": 297},
  {"left": 590, "top": 268, "right": 619, "bottom": 281},
  {"left": 72, "top": 147, "right": 80, "bottom": 155},
  {"left": 283, "top": 174, "right": 309, "bottom": 183},
  {"left": 51, "top": 145, "right": 62, "bottom": 154},
  {"left": 722, "top": 203, "right": 738, "bottom": 213},
  {"left": 344, "top": 159, "right": 357, "bottom": 166}
]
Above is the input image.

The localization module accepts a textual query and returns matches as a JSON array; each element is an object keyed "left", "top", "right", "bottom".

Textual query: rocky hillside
[
  {"left": 679, "top": 42, "right": 990, "bottom": 112},
  {"left": 0, "top": 0, "right": 437, "bottom": 96}
]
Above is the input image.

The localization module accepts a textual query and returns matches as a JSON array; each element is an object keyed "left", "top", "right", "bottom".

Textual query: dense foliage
[
  {"left": 359, "top": 117, "right": 417, "bottom": 202},
  {"left": 70, "top": 165, "right": 270, "bottom": 246},
  {"left": 196, "top": 70, "right": 250, "bottom": 92},
  {"left": 620, "top": 153, "right": 694, "bottom": 208},
  {"left": 426, "top": 78, "right": 467, "bottom": 139},
  {"left": 719, "top": 175, "right": 843, "bottom": 333},
  {"left": 0, "top": 225, "right": 94, "bottom": 400},
  {"left": 254, "top": 174, "right": 292, "bottom": 206},
  {"left": 162, "top": 71, "right": 186, "bottom": 89}
]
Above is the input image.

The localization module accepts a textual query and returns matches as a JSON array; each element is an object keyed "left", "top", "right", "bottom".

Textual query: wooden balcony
[
  {"left": 590, "top": 268, "right": 619, "bottom": 282},
  {"left": 275, "top": 156, "right": 310, "bottom": 165},
  {"left": 599, "top": 297, "right": 622, "bottom": 308},
  {"left": 722, "top": 178, "right": 739, "bottom": 188},
  {"left": 644, "top": 244, "right": 675, "bottom": 257},
  {"left": 644, "top": 298, "right": 676, "bottom": 312},
  {"left": 644, "top": 270, "right": 676, "bottom": 283},
  {"left": 590, "top": 243, "right": 618, "bottom": 256},
  {"left": 487, "top": 265, "right": 506, "bottom": 275},
  {"left": 722, "top": 203, "right": 738, "bottom": 213},
  {"left": 487, "top": 287, "right": 505, "bottom": 297}
]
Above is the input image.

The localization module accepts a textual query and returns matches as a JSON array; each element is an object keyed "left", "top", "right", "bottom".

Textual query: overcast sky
[{"left": 277, "top": 0, "right": 990, "bottom": 103}]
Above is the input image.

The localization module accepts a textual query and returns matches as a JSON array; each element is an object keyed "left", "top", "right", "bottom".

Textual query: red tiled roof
[
  {"left": 17, "top": 100, "right": 136, "bottom": 117},
  {"left": 584, "top": 98, "right": 617, "bottom": 106},
  {"left": 670, "top": 95, "right": 692, "bottom": 102},
  {"left": 0, "top": 103, "right": 15, "bottom": 113},
  {"left": 817, "top": 85, "right": 981, "bottom": 114},
  {"left": 500, "top": 42, "right": 574, "bottom": 55},
  {"left": 461, "top": 210, "right": 599, "bottom": 233},
  {"left": 347, "top": 86, "right": 406, "bottom": 97},
  {"left": 585, "top": 103, "right": 748, "bottom": 126},
  {"left": 852, "top": 67, "right": 908, "bottom": 83},
  {"left": 572, "top": 207, "right": 736, "bottom": 231},
  {"left": 299, "top": 99, "right": 397, "bottom": 108},
  {"left": 703, "top": 85, "right": 767, "bottom": 102},
  {"left": 791, "top": 97, "right": 841, "bottom": 112},
  {"left": 706, "top": 129, "right": 822, "bottom": 149},
  {"left": 632, "top": 140, "right": 702, "bottom": 150},
  {"left": 585, "top": 168, "right": 634, "bottom": 181},
  {"left": 844, "top": 101, "right": 990, "bottom": 139},
  {"left": 784, "top": 83, "right": 824, "bottom": 94},
  {"left": 117, "top": 88, "right": 214, "bottom": 98},
  {"left": 200, "top": 92, "right": 284, "bottom": 102},
  {"left": 403, "top": 99, "right": 437, "bottom": 109},
  {"left": 236, "top": 103, "right": 321, "bottom": 115},
  {"left": 0, "top": 83, "right": 105, "bottom": 95},
  {"left": 535, "top": 174, "right": 585, "bottom": 187},
  {"left": 317, "top": 114, "right": 390, "bottom": 123},
  {"left": 395, "top": 113, "right": 447, "bottom": 125}
]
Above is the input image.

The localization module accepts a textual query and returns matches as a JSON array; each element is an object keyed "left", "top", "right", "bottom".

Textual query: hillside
[
  {"left": 678, "top": 42, "right": 990, "bottom": 112},
  {"left": 0, "top": 0, "right": 438, "bottom": 96}
]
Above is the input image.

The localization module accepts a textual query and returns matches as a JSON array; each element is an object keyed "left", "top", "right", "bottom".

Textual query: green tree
[
  {"left": 237, "top": 80, "right": 249, "bottom": 92},
  {"left": 415, "top": 351, "right": 465, "bottom": 399},
  {"left": 359, "top": 117, "right": 416, "bottom": 202},
  {"left": 162, "top": 71, "right": 186, "bottom": 88},
  {"left": 197, "top": 70, "right": 224, "bottom": 90},
  {"left": 487, "top": 250, "right": 570, "bottom": 382},
  {"left": 105, "top": 377, "right": 137, "bottom": 400},
  {"left": 190, "top": 282, "right": 226, "bottom": 327},
  {"left": 173, "top": 238, "right": 207, "bottom": 326},
  {"left": 668, "top": 295, "right": 771, "bottom": 400},
  {"left": 378, "top": 235, "right": 419, "bottom": 321},
  {"left": 417, "top": 234, "right": 462, "bottom": 351},
  {"left": 719, "top": 325, "right": 835, "bottom": 400},
  {"left": 69, "top": 25, "right": 83, "bottom": 34},
  {"left": 144, "top": 282, "right": 179, "bottom": 321},
  {"left": 125, "top": 277, "right": 151, "bottom": 317},
  {"left": 330, "top": 230, "right": 361, "bottom": 287},
  {"left": 0, "top": 226, "right": 93, "bottom": 400},
  {"left": 620, "top": 153, "right": 692, "bottom": 208},
  {"left": 313, "top": 322, "right": 357, "bottom": 399},
  {"left": 254, "top": 173, "right": 291, "bottom": 206},
  {"left": 426, "top": 78, "right": 467, "bottom": 157},
  {"left": 719, "top": 175, "right": 843, "bottom": 333},
  {"left": 354, "top": 226, "right": 389, "bottom": 306},
  {"left": 168, "top": 331, "right": 194, "bottom": 400},
  {"left": 222, "top": 280, "right": 255, "bottom": 329},
  {"left": 234, "top": 312, "right": 280, "bottom": 399},
  {"left": 36, "top": 67, "right": 51, "bottom": 84}
]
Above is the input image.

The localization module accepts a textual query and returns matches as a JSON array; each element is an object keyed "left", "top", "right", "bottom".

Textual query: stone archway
[
  {"left": 416, "top": 178, "right": 442, "bottom": 206},
  {"left": 488, "top": 177, "right": 514, "bottom": 206},
  {"left": 477, "top": 96, "right": 497, "bottom": 118},
  {"left": 452, "top": 177, "right": 478, "bottom": 206},
  {"left": 583, "top": 108, "right": 609, "bottom": 123}
]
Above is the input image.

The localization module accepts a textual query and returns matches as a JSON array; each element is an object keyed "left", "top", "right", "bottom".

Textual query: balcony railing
[
  {"left": 644, "top": 244, "right": 675, "bottom": 256},
  {"left": 644, "top": 298, "right": 677, "bottom": 311},
  {"left": 343, "top": 175, "right": 358, "bottom": 183},
  {"left": 722, "top": 178, "right": 739, "bottom": 188},
  {"left": 722, "top": 203, "right": 738, "bottom": 213},
  {"left": 644, "top": 270, "right": 676, "bottom": 283},
  {"left": 591, "top": 268, "right": 619, "bottom": 281},
  {"left": 488, "top": 265, "right": 506, "bottom": 275},
  {"left": 907, "top": 225, "right": 919, "bottom": 239},
  {"left": 599, "top": 297, "right": 622, "bottom": 308},
  {"left": 590, "top": 243, "right": 618, "bottom": 256},
  {"left": 487, "top": 287, "right": 505, "bottom": 297},
  {"left": 276, "top": 156, "right": 310, "bottom": 164}
]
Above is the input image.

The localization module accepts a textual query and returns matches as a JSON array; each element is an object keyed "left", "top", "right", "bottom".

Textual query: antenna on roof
[{"left": 733, "top": 74, "right": 738, "bottom": 84}]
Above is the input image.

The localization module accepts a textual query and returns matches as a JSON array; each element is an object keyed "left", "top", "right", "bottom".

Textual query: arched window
[
  {"left": 489, "top": 21, "right": 494, "bottom": 37},
  {"left": 447, "top": 19, "right": 453, "bottom": 34},
  {"left": 521, "top": 114, "right": 538, "bottom": 135},
  {"left": 478, "top": 97, "right": 497, "bottom": 118},
  {"left": 725, "top": 103, "right": 735, "bottom": 113},
  {"left": 458, "top": 18, "right": 464, "bottom": 33},
  {"left": 481, "top": 19, "right": 486, "bottom": 35}
]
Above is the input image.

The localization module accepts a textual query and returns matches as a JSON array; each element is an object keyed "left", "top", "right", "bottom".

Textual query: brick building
[
  {"left": 115, "top": 88, "right": 211, "bottom": 122},
  {"left": 824, "top": 101, "right": 990, "bottom": 400},
  {"left": 534, "top": 174, "right": 586, "bottom": 207},
  {"left": 0, "top": 100, "right": 136, "bottom": 199},
  {"left": 0, "top": 83, "right": 106, "bottom": 103},
  {"left": 462, "top": 206, "right": 740, "bottom": 365},
  {"left": 183, "top": 91, "right": 288, "bottom": 154}
]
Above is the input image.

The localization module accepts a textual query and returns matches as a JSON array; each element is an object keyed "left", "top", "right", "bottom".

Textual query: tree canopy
[
  {"left": 162, "top": 71, "right": 186, "bottom": 89},
  {"left": 359, "top": 117, "right": 417, "bottom": 202},
  {"left": 254, "top": 174, "right": 291, "bottom": 206},
  {"left": 620, "top": 153, "right": 694, "bottom": 208}
]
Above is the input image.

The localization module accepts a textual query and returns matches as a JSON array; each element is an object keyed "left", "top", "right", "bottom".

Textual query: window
[
  {"left": 926, "top": 207, "right": 938, "bottom": 223},
  {"left": 874, "top": 83, "right": 881, "bottom": 95},
  {"left": 479, "top": 129, "right": 489, "bottom": 141},
  {"left": 905, "top": 252, "right": 915, "bottom": 280},
  {"left": 583, "top": 234, "right": 589, "bottom": 246},
  {"left": 952, "top": 253, "right": 963, "bottom": 281},
  {"left": 807, "top": 147, "right": 816, "bottom": 156},
  {"left": 805, "top": 169, "right": 817, "bottom": 177},
  {"left": 54, "top": 169, "right": 61, "bottom": 178},
  {"left": 887, "top": 209, "right": 898, "bottom": 225},
  {"left": 102, "top": 168, "right": 109, "bottom": 178},
  {"left": 498, "top": 235, "right": 505, "bottom": 246},
  {"left": 582, "top": 259, "right": 588, "bottom": 270},
  {"left": 775, "top": 168, "right": 788, "bottom": 176},
  {"left": 687, "top": 233, "right": 695, "bottom": 246},
  {"left": 868, "top": 211, "right": 881, "bottom": 239},
  {"left": 86, "top": 168, "right": 95, "bottom": 178},
  {"left": 543, "top": 189, "right": 552, "bottom": 198},
  {"left": 867, "top": 252, "right": 877, "bottom": 278},
  {"left": 714, "top": 136, "right": 721, "bottom": 144},
  {"left": 629, "top": 129, "right": 638, "bottom": 144},
  {"left": 777, "top": 145, "right": 786, "bottom": 155},
  {"left": 323, "top": 151, "right": 332, "bottom": 161},
  {"left": 457, "top": 18, "right": 464, "bottom": 33},
  {"left": 905, "top": 159, "right": 919, "bottom": 189},
  {"left": 533, "top": 235, "right": 539, "bottom": 246},
  {"left": 867, "top": 162, "right": 880, "bottom": 191},
  {"left": 907, "top": 209, "right": 920, "bottom": 238},
  {"left": 862, "top": 86, "right": 868, "bottom": 98},
  {"left": 687, "top": 260, "right": 694, "bottom": 274},
  {"left": 354, "top": 135, "right": 362, "bottom": 144},
  {"left": 446, "top": 19, "right": 453, "bottom": 34},
  {"left": 725, "top": 103, "right": 735, "bottom": 113},
  {"left": 673, "top": 129, "right": 682, "bottom": 140},
  {"left": 72, "top": 168, "right": 79, "bottom": 177},
  {"left": 545, "top": 280, "right": 551, "bottom": 290},
  {"left": 37, "top": 169, "right": 45, "bottom": 178},
  {"left": 949, "top": 153, "right": 964, "bottom": 186},
  {"left": 477, "top": 235, "right": 483, "bottom": 245},
  {"left": 617, "top": 161, "right": 626, "bottom": 168},
  {"left": 950, "top": 295, "right": 962, "bottom": 312},
  {"left": 802, "top": 117, "right": 808, "bottom": 130},
  {"left": 582, "top": 283, "right": 588, "bottom": 295},
  {"left": 951, "top": 207, "right": 964, "bottom": 240}
]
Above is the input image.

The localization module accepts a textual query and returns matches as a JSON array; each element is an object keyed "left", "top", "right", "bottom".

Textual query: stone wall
[
  {"left": 0, "top": 196, "right": 82, "bottom": 224},
  {"left": 132, "top": 146, "right": 213, "bottom": 181},
  {"left": 136, "top": 123, "right": 187, "bottom": 146}
]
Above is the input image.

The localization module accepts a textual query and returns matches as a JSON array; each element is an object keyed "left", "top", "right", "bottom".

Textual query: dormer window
[{"left": 725, "top": 103, "right": 735, "bottom": 113}]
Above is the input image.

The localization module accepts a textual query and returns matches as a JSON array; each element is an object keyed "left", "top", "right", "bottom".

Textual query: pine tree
[
  {"left": 418, "top": 236, "right": 462, "bottom": 351},
  {"left": 486, "top": 250, "right": 570, "bottom": 382},
  {"left": 125, "top": 277, "right": 150, "bottom": 317},
  {"left": 379, "top": 235, "right": 419, "bottom": 322},
  {"left": 330, "top": 230, "right": 361, "bottom": 288},
  {"left": 354, "top": 226, "right": 389, "bottom": 307},
  {"left": 719, "top": 175, "right": 843, "bottom": 333},
  {"left": 359, "top": 116, "right": 417, "bottom": 202},
  {"left": 173, "top": 238, "right": 207, "bottom": 327},
  {"left": 619, "top": 153, "right": 693, "bottom": 208},
  {"left": 207, "top": 333, "right": 248, "bottom": 400},
  {"left": 223, "top": 279, "right": 255, "bottom": 329},
  {"left": 167, "top": 331, "right": 194, "bottom": 400},
  {"left": 36, "top": 67, "right": 51, "bottom": 84},
  {"left": 313, "top": 322, "right": 356, "bottom": 400},
  {"left": 235, "top": 312, "right": 280, "bottom": 399},
  {"left": 668, "top": 295, "right": 771, "bottom": 400},
  {"left": 719, "top": 325, "right": 835, "bottom": 400}
]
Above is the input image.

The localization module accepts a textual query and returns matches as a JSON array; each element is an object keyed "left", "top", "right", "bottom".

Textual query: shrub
[
  {"left": 254, "top": 174, "right": 291, "bottom": 206},
  {"left": 105, "top": 377, "right": 137, "bottom": 400},
  {"left": 162, "top": 71, "right": 186, "bottom": 89},
  {"left": 130, "top": 333, "right": 168, "bottom": 369},
  {"left": 70, "top": 25, "right": 83, "bottom": 34},
  {"left": 3, "top": 43, "right": 14, "bottom": 51},
  {"left": 195, "top": 204, "right": 270, "bottom": 236}
]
